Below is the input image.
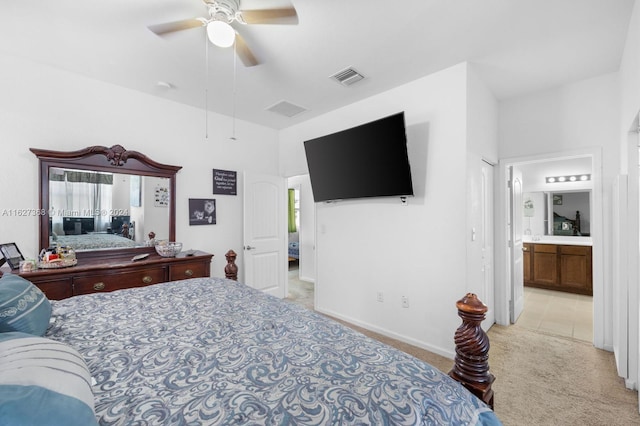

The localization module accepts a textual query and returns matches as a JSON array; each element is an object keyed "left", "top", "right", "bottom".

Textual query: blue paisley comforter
[{"left": 46, "top": 277, "right": 501, "bottom": 425}]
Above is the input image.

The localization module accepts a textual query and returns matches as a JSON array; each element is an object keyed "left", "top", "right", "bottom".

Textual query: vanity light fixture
[{"left": 546, "top": 174, "right": 591, "bottom": 183}]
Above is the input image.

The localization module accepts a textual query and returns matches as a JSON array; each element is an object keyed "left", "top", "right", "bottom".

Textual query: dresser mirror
[{"left": 32, "top": 145, "right": 182, "bottom": 259}]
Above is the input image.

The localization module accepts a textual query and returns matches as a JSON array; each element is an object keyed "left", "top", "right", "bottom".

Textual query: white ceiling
[{"left": 0, "top": 0, "right": 634, "bottom": 129}]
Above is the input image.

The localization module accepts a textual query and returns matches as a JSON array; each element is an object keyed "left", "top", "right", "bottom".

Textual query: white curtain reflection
[{"left": 50, "top": 171, "right": 113, "bottom": 234}]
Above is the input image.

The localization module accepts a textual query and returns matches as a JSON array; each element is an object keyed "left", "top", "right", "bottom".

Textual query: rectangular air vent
[
  {"left": 330, "top": 67, "right": 365, "bottom": 86},
  {"left": 266, "top": 100, "right": 308, "bottom": 118}
]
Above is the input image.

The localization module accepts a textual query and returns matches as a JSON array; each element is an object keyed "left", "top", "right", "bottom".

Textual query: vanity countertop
[{"left": 523, "top": 235, "right": 592, "bottom": 246}]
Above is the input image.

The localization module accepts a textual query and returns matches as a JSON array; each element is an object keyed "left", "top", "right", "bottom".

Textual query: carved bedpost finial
[
  {"left": 225, "top": 250, "right": 238, "bottom": 281},
  {"left": 449, "top": 293, "right": 495, "bottom": 409}
]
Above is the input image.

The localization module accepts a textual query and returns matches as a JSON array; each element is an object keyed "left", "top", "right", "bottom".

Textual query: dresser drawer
[
  {"left": 169, "top": 261, "right": 209, "bottom": 281},
  {"left": 33, "top": 278, "right": 73, "bottom": 300},
  {"left": 73, "top": 268, "right": 166, "bottom": 295}
]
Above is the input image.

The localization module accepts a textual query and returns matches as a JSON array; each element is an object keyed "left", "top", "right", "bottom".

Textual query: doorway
[
  {"left": 497, "top": 149, "right": 602, "bottom": 348},
  {"left": 286, "top": 175, "right": 316, "bottom": 310}
]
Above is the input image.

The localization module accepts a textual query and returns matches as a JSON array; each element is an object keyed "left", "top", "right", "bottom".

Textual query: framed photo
[
  {"left": 0, "top": 242, "right": 25, "bottom": 270},
  {"left": 189, "top": 198, "right": 216, "bottom": 226},
  {"left": 553, "top": 194, "right": 563, "bottom": 205},
  {"left": 155, "top": 186, "right": 169, "bottom": 207}
]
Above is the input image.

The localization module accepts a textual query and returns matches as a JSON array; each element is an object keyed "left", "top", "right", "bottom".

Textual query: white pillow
[{"left": 0, "top": 332, "right": 97, "bottom": 426}]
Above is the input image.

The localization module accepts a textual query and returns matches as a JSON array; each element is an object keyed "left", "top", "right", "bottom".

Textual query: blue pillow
[
  {"left": 0, "top": 274, "right": 52, "bottom": 336},
  {"left": 0, "top": 332, "right": 97, "bottom": 426}
]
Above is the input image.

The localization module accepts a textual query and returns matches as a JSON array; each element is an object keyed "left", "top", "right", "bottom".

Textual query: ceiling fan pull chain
[
  {"left": 205, "top": 30, "right": 210, "bottom": 139},
  {"left": 231, "top": 39, "right": 237, "bottom": 141}
]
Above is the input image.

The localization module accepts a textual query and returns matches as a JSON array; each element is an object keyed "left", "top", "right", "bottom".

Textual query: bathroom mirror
[{"left": 523, "top": 190, "right": 591, "bottom": 237}]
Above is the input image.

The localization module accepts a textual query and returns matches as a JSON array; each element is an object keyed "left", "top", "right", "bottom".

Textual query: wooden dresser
[
  {"left": 523, "top": 242, "right": 592, "bottom": 295},
  {"left": 8, "top": 251, "right": 213, "bottom": 300}
]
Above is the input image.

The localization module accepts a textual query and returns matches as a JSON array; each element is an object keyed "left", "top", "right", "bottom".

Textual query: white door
[
  {"left": 243, "top": 172, "right": 286, "bottom": 298},
  {"left": 509, "top": 166, "right": 525, "bottom": 323},
  {"left": 481, "top": 161, "right": 495, "bottom": 328}
]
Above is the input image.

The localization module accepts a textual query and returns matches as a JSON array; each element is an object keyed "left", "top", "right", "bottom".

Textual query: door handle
[{"left": 245, "top": 245, "right": 256, "bottom": 251}]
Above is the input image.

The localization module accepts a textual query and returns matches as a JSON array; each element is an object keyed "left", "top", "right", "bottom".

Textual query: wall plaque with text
[{"left": 212, "top": 169, "right": 237, "bottom": 195}]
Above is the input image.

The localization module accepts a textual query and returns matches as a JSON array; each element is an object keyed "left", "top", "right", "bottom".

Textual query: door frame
[
  {"left": 508, "top": 166, "right": 525, "bottom": 324},
  {"left": 495, "top": 148, "right": 604, "bottom": 349}
]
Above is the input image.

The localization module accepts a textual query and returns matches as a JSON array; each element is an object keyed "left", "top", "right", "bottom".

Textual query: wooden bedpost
[
  {"left": 224, "top": 249, "right": 238, "bottom": 281},
  {"left": 449, "top": 293, "right": 495, "bottom": 409}
]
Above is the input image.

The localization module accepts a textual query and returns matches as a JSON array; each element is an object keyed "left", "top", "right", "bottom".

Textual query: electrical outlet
[
  {"left": 401, "top": 296, "right": 409, "bottom": 308},
  {"left": 377, "top": 291, "right": 384, "bottom": 302}
]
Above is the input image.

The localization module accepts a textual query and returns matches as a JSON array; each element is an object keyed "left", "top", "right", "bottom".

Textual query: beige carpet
[{"left": 286, "top": 273, "right": 640, "bottom": 425}]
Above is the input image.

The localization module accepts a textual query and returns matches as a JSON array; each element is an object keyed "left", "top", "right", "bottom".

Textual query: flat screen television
[
  {"left": 304, "top": 112, "right": 413, "bottom": 202},
  {"left": 62, "top": 217, "right": 95, "bottom": 235}
]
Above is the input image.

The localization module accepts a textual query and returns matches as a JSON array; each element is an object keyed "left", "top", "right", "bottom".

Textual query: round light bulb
[
  {"left": 547, "top": 177, "right": 556, "bottom": 183},
  {"left": 558, "top": 176, "right": 566, "bottom": 182},
  {"left": 580, "top": 175, "right": 589, "bottom": 181},
  {"left": 207, "top": 21, "right": 235, "bottom": 48},
  {"left": 569, "top": 176, "right": 577, "bottom": 182}
]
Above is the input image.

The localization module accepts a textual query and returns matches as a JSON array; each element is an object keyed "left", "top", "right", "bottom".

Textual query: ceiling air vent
[
  {"left": 266, "top": 100, "right": 308, "bottom": 118},
  {"left": 330, "top": 67, "right": 365, "bottom": 86}
]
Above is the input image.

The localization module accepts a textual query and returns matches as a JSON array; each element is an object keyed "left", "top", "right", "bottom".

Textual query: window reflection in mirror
[
  {"left": 523, "top": 191, "right": 591, "bottom": 237},
  {"left": 48, "top": 167, "right": 170, "bottom": 251}
]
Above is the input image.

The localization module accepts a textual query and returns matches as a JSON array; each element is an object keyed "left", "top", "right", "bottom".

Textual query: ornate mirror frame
[{"left": 31, "top": 145, "right": 182, "bottom": 259}]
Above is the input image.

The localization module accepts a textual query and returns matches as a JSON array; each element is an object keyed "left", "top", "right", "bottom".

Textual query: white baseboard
[{"left": 314, "top": 306, "right": 455, "bottom": 361}]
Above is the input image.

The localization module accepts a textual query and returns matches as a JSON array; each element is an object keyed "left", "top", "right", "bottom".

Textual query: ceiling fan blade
[
  {"left": 148, "top": 18, "right": 205, "bottom": 36},
  {"left": 235, "top": 33, "right": 259, "bottom": 67},
  {"left": 240, "top": 7, "right": 298, "bottom": 25}
]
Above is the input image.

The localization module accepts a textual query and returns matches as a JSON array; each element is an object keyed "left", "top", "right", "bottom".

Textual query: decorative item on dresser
[{"left": 11, "top": 250, "right": 213, "bottom": 300}]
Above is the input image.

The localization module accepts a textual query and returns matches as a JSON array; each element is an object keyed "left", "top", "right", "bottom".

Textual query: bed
[
  {"left": 1, "top": 274, "right": 500, "bottom": 425},
  {"left": 552, "top": 210, "right": 582, "bottom": 236},
  {"left": 50, "top": 233, "right": 139, "bottom": 251},
  {"left": 288, "top": 241, "right": 300, "bottom": 260}
]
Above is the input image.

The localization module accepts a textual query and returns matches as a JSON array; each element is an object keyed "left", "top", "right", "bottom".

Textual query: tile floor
[{"left": 516, "top": 286, "right": 593, "bottom": 342}]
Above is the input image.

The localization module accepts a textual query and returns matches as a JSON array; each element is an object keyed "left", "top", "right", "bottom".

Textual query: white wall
[
  {"left": 618, "top": 0, "right": 640, "bottom": 391},
  {"left": 279, "top": 63, "right": 497, "bottom": 358},
  {"left": 465, "top": 64, "right": 499, "bottom": 317},
  {"left": 498, "top": 72, "right": 620, "bottom": 347},
  {"left": 620, "top": 0, "right": 640, "bottom": 155},
  {"left": 0, "top": 53, "right": 279, "bottom": 279}
]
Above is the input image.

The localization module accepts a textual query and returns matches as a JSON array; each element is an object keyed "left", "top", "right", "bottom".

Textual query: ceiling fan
[{"left": 148, "top": 0, "right": 298, "bottom": 67}]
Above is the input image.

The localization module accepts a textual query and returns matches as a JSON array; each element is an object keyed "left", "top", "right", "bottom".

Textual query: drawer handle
[
  {"left": 93, "top": 282, "right": 106, "bottom": 291},
  {"left": 184, "top": 269, "right": 194, "bottom": 277},
  {"left": 142, "top": 276, "right": 153, "bottom": 284}
]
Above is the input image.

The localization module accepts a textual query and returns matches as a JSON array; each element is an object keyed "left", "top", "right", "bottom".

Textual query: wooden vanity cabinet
[
  {"left": 523, "top": 244, "right": 532, "bottom": 283},
  {"left": 559, "top": 245, "right": 592, "bottom": 294},
  {"left": 13, "top": 251, "right": 213, "bottom": 300},
  {"left": 532, "top": 244, "right": 558, "bottom": 286},
  {"left": 523, "top": 243, "right": 592, "bottom": 295}
]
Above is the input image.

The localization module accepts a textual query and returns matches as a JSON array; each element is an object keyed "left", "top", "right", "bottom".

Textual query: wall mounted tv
[{"left": 304, "top": 112, "right": 413, "bottom": 202}]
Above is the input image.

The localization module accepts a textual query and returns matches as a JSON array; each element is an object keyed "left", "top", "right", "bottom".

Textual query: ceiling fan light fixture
[{"left": 207, "top": 20, "right": 235, "bottom": 48}]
